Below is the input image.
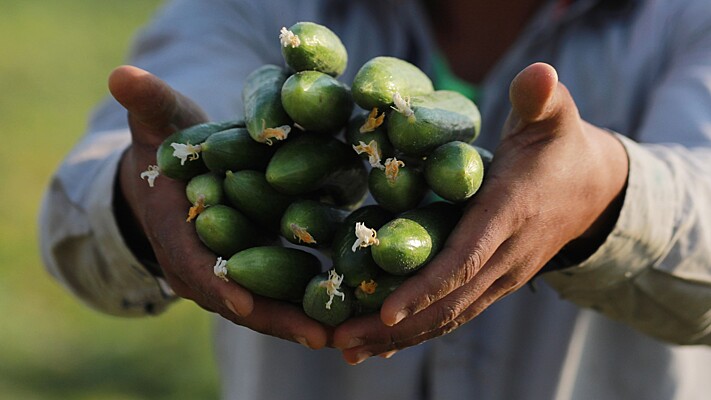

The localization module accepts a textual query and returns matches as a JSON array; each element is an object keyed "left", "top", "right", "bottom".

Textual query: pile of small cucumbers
[{"left": 144, "top": 21, "right": 493, "bottom": 326}]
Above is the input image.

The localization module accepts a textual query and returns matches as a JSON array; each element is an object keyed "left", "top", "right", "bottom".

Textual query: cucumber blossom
[
  {"left": 355, "top": 274, "right": 408, "bottom": 311},
  {"left": 281, "top": 71, "right": 353, "bottom": 133},
  {"left": 242, "top": 65, "right": 293, "bottom": 145},
  {"left": 224, "top": 246, "right": 321, "bottom": 302},
  {"left": 302, "top": 270, "right": 354, "bottom": 326},
  {"left": 346, "top": 110, "right": 394, "bottom": 168},
  {"left": 279, "top": 22, "right": 348, "bottom": 78},
  {"left": 280, "top": 199, "right": 348, "bottom": 248},
  {"left": 351, "top": 56, "right": 434, "bottom": 111},
  {"left": 424, "top": 141, "right": 484, "bottom": 203}
]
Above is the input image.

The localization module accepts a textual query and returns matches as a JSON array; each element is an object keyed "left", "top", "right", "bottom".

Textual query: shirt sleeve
[{"left": 543, "top": 2, "right": 711, "bottom": 345}]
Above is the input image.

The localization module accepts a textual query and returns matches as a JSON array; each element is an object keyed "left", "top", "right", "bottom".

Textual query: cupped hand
[
  {"left": 333, "top": 62, "right": 629, "bottom": 364},
  {"left": 110, "top": 65, "right": 329, "bottom": 349}
]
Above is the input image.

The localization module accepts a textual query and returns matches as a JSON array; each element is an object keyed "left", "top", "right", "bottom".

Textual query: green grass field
[{"left": 0, "top": 1, "right": 219, "bottom": 398}]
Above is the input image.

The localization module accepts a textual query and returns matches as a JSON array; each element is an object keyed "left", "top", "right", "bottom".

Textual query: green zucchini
[
  {"left": 368, "top": 158, "right": 428, "bottom": 213},
  {"left": 387, "top": 90, "right": 481, "bottom": 157},
  {"left": 156, "top": 119, "right": 244, "bottom": 180},
  {"left": 302, "top": 270, "right": 354, "bottom": 326},
  {"left": 279, "top": 21, "right": 348, "bottom": 78},
  {"left": 351, "top": 56, "right": 434, "bottom": 111},
  {"left": 424, "top": 141, "right": 484, "bottom": 203},
  {"left": 345, "top": 110, "right": 395, "bottom": 167},
  {"left": 195, "top": 204, "right": 260, "bottom": 257},
  {"left": 280, "top": 199, "right": 348, "bottom": 248},
  {"left": 201, "top": 127, "right": 276, "bottom": 173},
  {"left": 354, "top": 274, "right": 408, "bottom": 311},
  {"left": 281, "top": 70, "right": 353, "bottom": 133},
  {"left": 265, "top": 133, "right": 368, "bottom": 207},
  {"left": 185, "top": 172, "right": 224, "bottom": 222},
  {"left": 223, "top": 170, "right": 294, "bottom": 232},
  {"left": 242, "top": 65, "right": 293, "bottom": 145},
  {"left": 225, "top": 246, "right": 321, "bottom": 301},
  {"left": 371, "top": 202, "right": 461, "bottom": 275},
  {"left": 332, "top": 205, "right": 394, "bottom": 287}
]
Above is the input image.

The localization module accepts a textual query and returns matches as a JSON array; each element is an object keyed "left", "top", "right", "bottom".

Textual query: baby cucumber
[
  {"left": 223, "top": 170, "right": 294, "bottom": 232},
  {"left": 279, "top": 21, "right": 348, "bottom": 78},
  {"left": 157, "top": 119, "right": 243, "bottom": 180},
  {"left": 346, "top": 110, "right": 395, "bottom": 167},
  {"left": 185, "top": 172, "right": 224, "bottom": 222},
  {"left": 351, "top": 56, "right": 434, "bottom": 111},
  {"left": 281, "top": 70, "right": 353, "bottom": 133},
  {"left": 201, "top": 127, "right": 276, "bottom": 173},
  {"left": 280, "top": 199, "right": 348, "bottom": 248},
  {"left": 265, "top": 133, "right": 368, "bottom": 207},
  {"left": 302, "top": 270, "right": 354, "bottom": 326},
  {"left": 242, "top": 65, "right": 293, "bottom": 145},
  {"left": 473, "top": 145, "right": 494, "bottom": 172},
  {"left": 371, "top": 202, "right": 461, "bottom": 275},
  {"left": 387, "top": 90, "right": 481, "bottom": 157},
  {"left": 368, "top": 159, "right": 427, "bottom": 213},
  {"left": 424, "top": 141, "right": 484, "bottom": 203},
  {"left": 355, "top": 274, "right": 408, "bottom": 312},
  {"left": 332, "top": 205, "right": 394, "bottom": 287},
  {"left": 195, "top": 204, "right": 260, "bottom": 257},
  {"left": 225, "top": 246, "right": 321, "bottom": 302}
]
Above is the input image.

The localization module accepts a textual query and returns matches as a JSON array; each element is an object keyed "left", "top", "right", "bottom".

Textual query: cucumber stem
[
  {"left": 359, "top": 108, "right": 385, "bottom": 133},
  {"left": 352, "top": 140, "right": 384, "bottom": 169},
  {"left": 279, "top": 27, "right": 301, "bottom": 48},
  {"left": 139, "top": 165, "right": 160, "bottom": 187},
  {"left": 213, "top": 257, "right": 229, "bottom": 282}
]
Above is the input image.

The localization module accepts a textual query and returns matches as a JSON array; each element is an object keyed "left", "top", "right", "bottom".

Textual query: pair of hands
[{"left": 110, "top": 62, "right": 628, "bottom": 365}]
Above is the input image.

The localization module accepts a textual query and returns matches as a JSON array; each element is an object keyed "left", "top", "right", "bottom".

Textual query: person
[{"left": 40, "top": 0, "right": 711, "bottom": 398}]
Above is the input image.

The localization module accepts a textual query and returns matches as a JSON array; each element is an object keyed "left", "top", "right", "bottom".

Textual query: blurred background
[{"left": 0, "top": 1, "right": 219, "bottom": 398}]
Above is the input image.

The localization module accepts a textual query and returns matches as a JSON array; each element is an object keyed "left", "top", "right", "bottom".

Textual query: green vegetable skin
[
  {"left": 387, "top": 90, "right": 481, "bottom": 157},
  {"left": 333, "top": 205, "right": 394, "bottom": 287},
  {"left": 156, "top": 119, "right": 244, "bottom": 180},
  {"left": 424, "top": 141, "right": 484, "bottom": 203},
  {"left": 351, "top": 56, "right": 434, "bottom": 111},
  {"left": 223, "top": 170, "right": 293, "bottom": 232},
  {"left": 186, "top": 172, "right": 224, "bottom": 207},
  {"left": 201, "top": 127, "right": 276, "bottom": 173},
  {"left": 281, "top": 70, "right": 353, "bottom": 133},
  {"left": 355, "top": 274, "right": 408, "bottom": 311},
  {"left": 302, "top": 271, "right": 354, "bottom": 326},
  {"left": 371, "top": 202, "right": 462, "bottom": 275},
  {"left": 195, "top": 205, "right": 260, "bottom": 258},
  {"left": 242, "top": 65, "right": 293, "bottom": 145},
  {"left": 280, "top": 21, "right": 348, "bottom": 78},
  {"left": 368, "top": 163, "right": 427, "bottom": 213},
  {"left": 280, "top": 199, "right": 348, "bottom": 248},
  {"left": 226, "top": 246, "right": 321, "bottom": 302},
  {"left": 265, "top": 133, "right": 368, "bottom": 207}
]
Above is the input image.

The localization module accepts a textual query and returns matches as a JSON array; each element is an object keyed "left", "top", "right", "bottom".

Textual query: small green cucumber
[
  {"left": 387, "top": 90, "right": 481, "bottom": 157},
  {"left": 185, "top": 172, "right": 224, "bottom": 222},
  {"left": 351, "top": 56, "right": 434, "bottom": 111},
  {"left": 280, "top": 199, "right": 348, "bottom": 248},
  {"left": 424, "top": 141, "right": 484, "bottom": 203},
  {"left": 302, "top": 270, "right": 354, "bottom": 326},
  {"left": 242, "top": 65, "right": 293, "bottom": 145},
  {"left": 156, "top": 119, "right": 244, "bottom": 180},
  {"left": 346, "top": 110, "right": 395, "bottom": 166},
  {"left": 281, "top": 70, "right": 353, "bottom": 133},
  {"left": 368, "top": 158, "right": 427, "bottom": 213},
  {"left": 225, "top": 246, "right": 321, "bottom": 302},
  {"left": 201, "top": 128, "right": 276, "bottom": 173},
  {"left": 279, "top": 21, "right": 348, "bottom": 78},
  {"left": 355, "top": 274, "right": 408, "bottom": 311},
  {"left": 332, "top": 205, "right": 394, "bottom": 287},
  {"left": 223, "top": 170, "right": 294, "bottom": 232},
  {"left": 195, "top": 204, "right": 260, "bottom": 257},
  {"left": 473, "top": 145, "right": 494, "bottom": 171},
  {"left": 265, "top": 133, "right": 368, "bottom": 207},
  {"left": 371, "top": 202, "right": 461, "bottom": 275}
]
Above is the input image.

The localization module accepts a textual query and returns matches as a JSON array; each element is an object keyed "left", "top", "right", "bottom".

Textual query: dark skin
[{"left": 110, "top": 0, "right": 628, "bottom": 364}]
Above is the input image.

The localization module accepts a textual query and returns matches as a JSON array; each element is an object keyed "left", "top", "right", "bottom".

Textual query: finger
[
  {"left": 508, "top": 62, "right": 559, "bottom": 125},
  {"left": 108, "top": 65, "right": 207, "bottom": 144}
]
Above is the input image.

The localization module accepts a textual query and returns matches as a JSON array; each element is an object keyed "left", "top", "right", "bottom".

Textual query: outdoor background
[{"left": 0, "top": 1, "right": 220, "bottom": 398}]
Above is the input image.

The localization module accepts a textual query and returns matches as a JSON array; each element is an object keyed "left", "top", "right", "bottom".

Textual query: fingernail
[
  {"left": 352, "top": 351, "right": 372, "bottom": 365},
  {"left": 380, "top": 350, "right": 397, "bottom": 359},
  {"left": 391, "top": 309, "right": 409, "bottom": 326},
  {"left": 294, "top": 336, "right": 311, "bottom": 349},
  {"left": 346, "top": 337, "right": 363, "bottom": 349},
  {"left": 224, "top": 299, "right": 242, "bottom": 317}
]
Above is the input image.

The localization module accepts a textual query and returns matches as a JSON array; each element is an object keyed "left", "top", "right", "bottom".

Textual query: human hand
[
  {"left": 110, "top": 66, "right": 329, "bottom": 349},
  {"left": 333, "top": 62, "right": 629, "bottom": 363}
]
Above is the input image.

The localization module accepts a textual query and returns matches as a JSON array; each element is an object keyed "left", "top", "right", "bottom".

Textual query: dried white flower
[
  {"left": 351, "top": 222, "right": 379, "bottom": 252},
  {"left": 391, "top": 92, "right": 414, "bottom": 118},
  {"left": 352, "top": 140, "right": 384, "bottom": 169},
  {"left": 140, "top": 165, "right": 160, "bottom": 187},
  {"left": 170, "top": 142, "right": 202, "bottom": 165},
  {"left": 319, "top": 269, "right": 345, "bottom": 310},
  {"left": 279, "top": 27, "right": 301, "bottom": 48},
  {"left": 213, "top": 257, "right": 229, "bottom": 282}
]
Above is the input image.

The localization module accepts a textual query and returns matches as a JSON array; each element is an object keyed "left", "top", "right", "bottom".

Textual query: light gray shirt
[{"left": 40, "top": 0, "right": 711, "bottom": 399}]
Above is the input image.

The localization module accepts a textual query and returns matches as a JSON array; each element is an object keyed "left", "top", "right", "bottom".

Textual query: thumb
[{"left": 108, "top": 65, "right": 207, "bottom": 145}]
